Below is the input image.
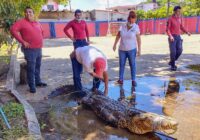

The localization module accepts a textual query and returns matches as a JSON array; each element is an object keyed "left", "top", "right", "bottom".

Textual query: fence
[{"left": 40, "top": 16, "right": 200, "bottom": 39}]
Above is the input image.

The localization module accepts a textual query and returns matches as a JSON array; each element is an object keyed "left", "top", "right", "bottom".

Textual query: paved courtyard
[{"left": 16, "top": 34, "right": 200, "bottom": 139}]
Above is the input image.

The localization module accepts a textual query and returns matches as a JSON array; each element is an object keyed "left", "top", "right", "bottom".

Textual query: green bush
[
  {"left": 2, "top": 102, "right": 24, "bottom": 120},
  {"left": 0, "top": 102, "right": 28, "bottom": 139}
]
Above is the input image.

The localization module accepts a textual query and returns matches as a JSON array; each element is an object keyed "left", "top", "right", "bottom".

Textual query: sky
[{"left": 69, "top": 0, "right": 146, "bottom": 11}]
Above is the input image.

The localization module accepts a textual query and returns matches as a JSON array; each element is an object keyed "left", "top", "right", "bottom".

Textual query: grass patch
[
  {"left": 0, "top": 43, "right": 18, "bottom": 62},
  {"left": 0, "top": 102, "right": 28, "bottom": 140},
  {"left": 0, "top": 43, "right": 18, "bottom": 76},
  {"left": 188, "top": 64, "right": 200, "bottom": 73},
  {"left": 0, "top": 43, "right": 12, "bottom": 64}
]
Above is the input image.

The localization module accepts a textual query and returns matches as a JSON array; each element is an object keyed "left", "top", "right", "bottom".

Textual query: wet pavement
[{"left": 29, "top": 75, "right": 200, "bottom": 140}]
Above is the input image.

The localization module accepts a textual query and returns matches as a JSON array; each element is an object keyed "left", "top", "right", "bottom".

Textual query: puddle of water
[
  {"left": 101, "top": 76, "right": 200, "bottom": 115},
  {"left": 32, "top": 95, "right": 165, "bottom": 140},
  {"left": 31, "top": 75, "right": 200, "bottom": 140}
]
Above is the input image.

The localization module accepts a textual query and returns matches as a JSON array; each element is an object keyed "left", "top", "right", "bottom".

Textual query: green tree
[
  {"left": 0, "top": 0, "right": 68, "bottom": 44},
  {"left": 14, "top": 0, "right": 68, "bottom": 17},
  {"left": 184, "top": 0, "right": 200, "bottom": 16},
  {"left": 146, "top": 0, "right": 181, "bottom": 6},
  {"left": 154, "top": 6, "right": 173, "bottom": 18},
  {"left": 136, "top": 10, "right": 146, "bottom": 20}
]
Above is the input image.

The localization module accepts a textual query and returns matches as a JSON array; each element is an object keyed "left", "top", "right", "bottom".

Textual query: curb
[{"left": 6, "top": 48, "right": 42, "bottom": 140}]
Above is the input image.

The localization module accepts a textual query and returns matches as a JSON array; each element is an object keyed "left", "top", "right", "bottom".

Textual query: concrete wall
[
  {"left": 40, "top": 16, "right": 200, "bottom": 38},
  {"left": 90, "top": 10, "right": 128, "bottom": 21}
]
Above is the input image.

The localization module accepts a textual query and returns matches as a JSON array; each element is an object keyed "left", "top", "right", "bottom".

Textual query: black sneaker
[
  {"left": 30, "top": 88, "right": 36, "bottom": 93},
  {"left": 132, "top": 80, "right": 137, "bottom": 87},
  {"left": 171, "top": 66, "right": 177, "bottom": 71},
  {"left": 36, "top": 82, "right": 47, "bottom": 87},
  {"left": 168, "top": 62, "right": 177, "bottom": 68}
]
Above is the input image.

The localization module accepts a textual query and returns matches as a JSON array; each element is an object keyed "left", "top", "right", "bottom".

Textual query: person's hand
[
  {"left": 113, "top": 45, "right": 116, "bottom": 51},
  {"left": 23, "top": 41, "right": 30, "bottom": 48},
  {"left": 89, "top": 72, "right": 94, "bottom": 77},
  {"left": 104, "top": 88, "right": 108, "bottom": 96},
  {"left": 70, "top": 51, "right": 75, "bottom": 58},
  {"left": 169, "top": 36, "right": 174, "bottom": 42},
  {"left": 187, "top": 32, "right": 191, "bottom": 36},
  {"left": 137, "top": 50, "right": 141, "bottom": 57},
  {"left": 87, "top": 40, "right": 91, "bottom": 45},
  {"left": 71, "top": 37, "right": 75, "bottom": 42}
]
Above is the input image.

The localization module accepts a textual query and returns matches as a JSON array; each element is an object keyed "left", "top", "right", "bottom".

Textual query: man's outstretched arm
[{"left": 103, "top": 71, "right": 108, "bottom": 96}]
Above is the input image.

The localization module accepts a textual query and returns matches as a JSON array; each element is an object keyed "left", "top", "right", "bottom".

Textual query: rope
[{"left": 155, "top": 131, "right": 177, "bottom": 140}]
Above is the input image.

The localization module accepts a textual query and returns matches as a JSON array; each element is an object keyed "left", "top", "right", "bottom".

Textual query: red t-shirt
[
  {"left": 10, "top": 18, "right": 43, "bottom": 48},
  {"left": 63, "top": 19, "right": 89, "bottom": 40},
  {"left": 166, "top": 15, "right": 187, "bottom": 37}
]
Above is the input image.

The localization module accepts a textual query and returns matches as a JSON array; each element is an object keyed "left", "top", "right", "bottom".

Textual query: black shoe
[
  {"left": 77, "top": 91, "right": 87, "bottom": 98},
  {"left": 30, "top": 88, "right": 36, "bottom": 93},
  {"left": 168, "top": 62, "right": 177, "bottom": 68},
  {"left": 132, "top": 80, "right": 137, "bottom": 87},
  {"left": 171, "top": 66, "right": 177, "bottom": 71},
  {"left": 36, "top": 82, "right": 47, "bottom": 87},
  {"left": 91, "top": 87, "right": 97, "bottom": 92}
]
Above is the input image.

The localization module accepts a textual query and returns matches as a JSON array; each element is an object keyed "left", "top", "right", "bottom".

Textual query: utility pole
[
  {"left": 167, "top": 0, "right": 170, "bottom": 17},
  {"left": 69, "top": 0, "right": 72, "bottom": 11},
  {"left": 107, "top": 0, "right": 111, "bottom": 36}
]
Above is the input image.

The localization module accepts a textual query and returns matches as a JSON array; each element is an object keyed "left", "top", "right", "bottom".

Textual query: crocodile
[{"left": 49, "top": 85, "right": 178, "bottom": 135}]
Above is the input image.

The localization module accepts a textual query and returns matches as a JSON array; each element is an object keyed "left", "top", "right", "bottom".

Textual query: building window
[
  {"left": 47, "top": 5, "right": 54, "bottom": 11},
  {"left": 117, "top": 18, "right": 123, "bottom": 21}
]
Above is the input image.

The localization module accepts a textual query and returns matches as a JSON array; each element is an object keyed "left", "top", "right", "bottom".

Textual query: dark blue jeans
[
  {"left": 168, "top": 35, "right": 183, "bottom": 67},
  {"left": 71, "top": 39, "right": 88, "bottom": 91},
  {"left": 73, "top": 39, "right": 88, "bottom": 49},
  {"left": 119, "top": 49, "right": 137, "bottom": 81},
  {"left": 23, "top": 48, "right": 42, "bottom": 90}
]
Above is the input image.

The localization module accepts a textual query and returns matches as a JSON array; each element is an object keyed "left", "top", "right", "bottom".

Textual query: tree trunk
[
  {"left": 167, "top": 0, "right": 170, "bottom": 17},
  {"left": 20, "top": 61, "right": 27, "bottom": 84}
]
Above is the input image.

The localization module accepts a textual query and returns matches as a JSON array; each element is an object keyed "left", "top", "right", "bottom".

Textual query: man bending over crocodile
[{"left": 70, "top": 46, "right": 109, "bottom": 96}]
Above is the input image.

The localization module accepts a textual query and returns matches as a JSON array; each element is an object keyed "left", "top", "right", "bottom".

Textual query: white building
[
  {"left": 136, "top": 2, "right": 158, "bottom": 11},
  {"left": 90, "top": 10, "right": 128, "bottom": 21},
  {"left": 107, "top": 5, "right": 136, "bottom": 13},
  {"left": 107, "top": 3, "right": 158, "bottom": 13},
  {"left": 41, "top": 0, "right": 68, "bottom": 11}
]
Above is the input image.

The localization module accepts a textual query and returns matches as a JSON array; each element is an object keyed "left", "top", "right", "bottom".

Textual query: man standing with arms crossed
[
  {"left": 166, "top": 6, "right": 191, "bottom": 71},
  {"left": 64, "top": 9, "right": 90, "bottom": 94},
  {"left": 11, "top": 7, "right": 47, "bottom": 93}
]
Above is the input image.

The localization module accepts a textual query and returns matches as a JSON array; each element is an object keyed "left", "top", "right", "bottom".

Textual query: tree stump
[{"left": 20, "top": 61, "right": 27, "bottom": 84}]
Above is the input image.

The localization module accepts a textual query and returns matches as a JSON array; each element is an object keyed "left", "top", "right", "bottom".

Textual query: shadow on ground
[
  {"left": 43, "top": 38, "right": 72, "bottom": 47},
  {"left": 16, "top": 53, "right": 200, "bottom": 102}
]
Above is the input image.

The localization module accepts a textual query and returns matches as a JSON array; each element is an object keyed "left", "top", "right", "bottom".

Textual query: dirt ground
[{"left": 16, "top": 34, "right": 200, "bottom": 100}]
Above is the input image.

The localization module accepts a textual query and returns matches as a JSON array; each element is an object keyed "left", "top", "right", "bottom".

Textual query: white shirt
[
  {"left": 75, "top": 46, "right": 108, "bottom": 73},
  {"left": 119, "top": 23, "right": 140, "bottom": 51}
]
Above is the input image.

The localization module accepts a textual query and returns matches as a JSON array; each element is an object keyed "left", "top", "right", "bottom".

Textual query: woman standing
[{"left": 113, "top": 11, "right": 141, "bottom": 87}]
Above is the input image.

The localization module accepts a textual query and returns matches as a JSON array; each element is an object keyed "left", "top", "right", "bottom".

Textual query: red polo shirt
[
  {"left": 10, "top": 18, "right": 43, "bottom": 48},
  {"left": 63, "top": 19, "right": 89, "bottom": 40},
  {"left": 166, "top": 15, "right": 188, "bottom": 37}
]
